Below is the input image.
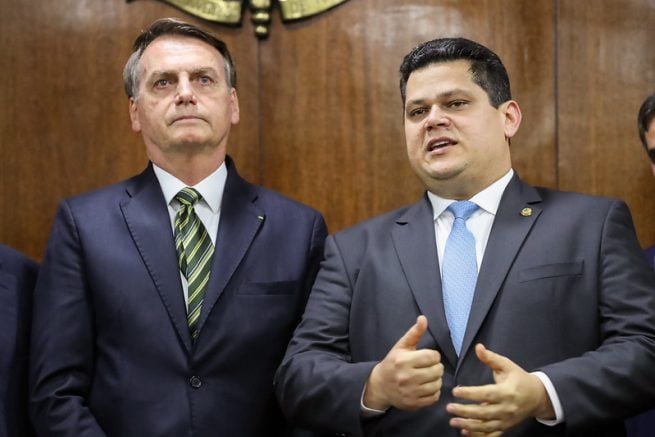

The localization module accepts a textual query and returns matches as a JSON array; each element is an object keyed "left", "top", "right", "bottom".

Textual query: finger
[
  {"left": 413, "top": 389, "right": 442, "bottom": 408},
  {"left": 394, "top": 315, "right": 428, "bottom": 351},
  {"left": 415, "top": 377, "right": 443, "bottom": 398},
  {"left": 394, "top": 363, "right": 443, "bottom": 396},
  {"left": 409, "top": 349, "right": 442, "bottom": 368},
  {"left": 447, "top": 400, "right": 502, "bottom": 421},
  {"left": 467, "top": 431, "right": 504, "bottom": 437},
  {"left": 474, "top": 344, "right": 514, "bottom": 373},
  {"left": 402, "top": 381, "right": 443, "bottom": 410},
  {"left": 450, "top": 416, "right": 504, "bottom": 433},
  {"left": 452, "top": 384, "right": 500, "bottom": 403}
]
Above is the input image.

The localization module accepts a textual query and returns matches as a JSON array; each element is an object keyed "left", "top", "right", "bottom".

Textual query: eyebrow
[
  {"left": 147, "top": 67, "right": 220, "bottom": 79},
  {"left": 405, "top": 88, "right": 472, "bottom": 108}
]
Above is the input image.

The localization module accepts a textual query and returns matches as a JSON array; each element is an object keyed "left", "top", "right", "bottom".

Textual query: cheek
[{"left": 405, "top": 126, "right": 422, "bottom": 147}]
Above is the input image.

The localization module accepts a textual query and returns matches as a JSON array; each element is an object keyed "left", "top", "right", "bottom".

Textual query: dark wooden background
[{"left": 1, "top": 0, "right": 654, "bottom": 260}]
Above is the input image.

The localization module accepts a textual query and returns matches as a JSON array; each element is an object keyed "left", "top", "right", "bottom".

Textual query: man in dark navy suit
[
  {"left": 0, "top": 244, "right": 37, "bottom": 437},
  {"left": 30, "top": 18, "right": 326, "bottom": 437}
]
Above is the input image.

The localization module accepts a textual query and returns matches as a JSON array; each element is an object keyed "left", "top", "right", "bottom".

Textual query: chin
[
  {"left": 423, "top": 164, "right": 464, "bottom": 181},
  {"left": 169, "top": 139, "right": 212, "bottom": 151}
]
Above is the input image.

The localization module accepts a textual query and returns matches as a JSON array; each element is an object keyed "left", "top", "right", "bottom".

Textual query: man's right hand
[{"left": 363, "top": 315, "right": 444, "bottom": 411}]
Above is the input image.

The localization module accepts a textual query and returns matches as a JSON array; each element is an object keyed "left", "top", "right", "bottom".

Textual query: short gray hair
[{"left": 123, "top": 18, "right": 236, "bottom": 99}]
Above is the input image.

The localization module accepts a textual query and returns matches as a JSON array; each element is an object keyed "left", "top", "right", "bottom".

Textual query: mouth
[
  {"left": 427, "top": 137, "right": 457, "bottom": 152},
  {"left": 172, "top": 115, "right": 203, "bottom": 123}
]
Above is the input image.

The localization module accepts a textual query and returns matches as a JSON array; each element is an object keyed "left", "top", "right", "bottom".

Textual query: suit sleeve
[
  {"left": 275, "top": 235, "right": 376, "bottom": 437},
  {"left": 301, "top": 213, "right": 328, "bottom": 309},
  {"left": 29, "top": 202, "right": 106, "bottom": 436},
  {"left": 0, "top": 246, "right": 38, "bottom": 437},
  {"left": 540, "top": 200, "right": 655, "bottom": 427}
]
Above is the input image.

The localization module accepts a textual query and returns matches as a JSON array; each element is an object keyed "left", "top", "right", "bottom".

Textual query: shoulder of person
[
  {"left": 0, "top": 244, "right": 38, "bottom": 278},
  {"left": 533, "top": 185, "right": 621, "bottom": 210}
]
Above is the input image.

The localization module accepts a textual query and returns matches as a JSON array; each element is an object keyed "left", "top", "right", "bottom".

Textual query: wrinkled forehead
[{"left": 139, "top": 35, "right": 225, "bottom": 74}]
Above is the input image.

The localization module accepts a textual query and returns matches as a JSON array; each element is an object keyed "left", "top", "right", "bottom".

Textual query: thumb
[
  {"left": 394, "top": 315, "right": 428, "bottom": 351},
  {"left": 474, "top": 343, "right": 515, "bottom": 376}
]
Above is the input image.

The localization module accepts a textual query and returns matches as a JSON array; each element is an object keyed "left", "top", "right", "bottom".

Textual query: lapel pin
[
  {"left": 257, "top": 215, "right": 265, "bottom": 221},
  {"left": 520, "top": 207, "right": 532, "bottom": 217}
]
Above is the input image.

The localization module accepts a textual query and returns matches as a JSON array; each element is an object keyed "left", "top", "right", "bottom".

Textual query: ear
[
  {"left": 129, "top": 97, "right": 141, "bottom": 133},
  {"left": 500, "top": 100, "right": 522, "bottom": 139},
  {"left": 230, "top": 88, "right": 240, "bottom": 125}
]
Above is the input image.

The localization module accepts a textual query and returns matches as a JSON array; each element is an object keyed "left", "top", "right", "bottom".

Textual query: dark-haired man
[
  {"left": 637, "top": 92, "right": 655, "bottom": 268},
  {"left": 275, "top": 38, "right": 655, "bottom": 436},
  {"left": 625, "top": 92, "right": 655, "bottom": 437},
  {"left": 30, "top": 18, "right": 326, "bottom": 436}
]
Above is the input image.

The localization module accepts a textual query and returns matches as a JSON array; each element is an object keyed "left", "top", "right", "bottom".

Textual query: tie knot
[
  {"left": 448, "top": 200, "right": 478, "bottom": 221},
  {"left": 175, "top": 187, "right": 201, "bottom": 207}
]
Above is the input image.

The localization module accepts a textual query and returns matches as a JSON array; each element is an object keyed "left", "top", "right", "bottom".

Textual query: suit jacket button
[{"left": 189, "top": 376, "right": 202, "bottom": 389}]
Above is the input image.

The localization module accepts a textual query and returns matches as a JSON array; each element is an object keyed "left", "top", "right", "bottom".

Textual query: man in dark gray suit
[
  {"left": 0, "top": 244, "right": 37, "bottom": 437},
  {"left": 275, "top": 38, "right": 655, "bottom": 436}
]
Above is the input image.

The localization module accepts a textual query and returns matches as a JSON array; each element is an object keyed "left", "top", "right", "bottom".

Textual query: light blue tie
[{"left": 442, "top": 200, "right": 479, "bottom": 355}]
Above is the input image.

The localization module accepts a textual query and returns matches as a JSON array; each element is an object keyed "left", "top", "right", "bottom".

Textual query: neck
[
  {"left": 150, "top": 150, "right": 226, "bottom": 186},
  {"left": 425, "top": 167, "right": 511, "bottom": 200}
]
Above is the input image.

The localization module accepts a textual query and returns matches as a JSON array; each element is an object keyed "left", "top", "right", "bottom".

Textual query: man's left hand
[{"left": 446, "top": 343, "right": 555, "bottom": 436}]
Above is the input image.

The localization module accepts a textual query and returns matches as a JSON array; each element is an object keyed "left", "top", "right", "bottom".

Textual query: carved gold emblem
[{"left": 128, "top": 0, "right": 349, "bottom": 38}]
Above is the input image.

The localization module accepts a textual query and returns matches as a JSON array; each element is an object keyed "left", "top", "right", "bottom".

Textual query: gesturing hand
[
  {"left": 363, "top": 315, "right": 444, "bottom": 411},
  {"left": 447, "top": 344, "right": 555, "bottom": 436}
]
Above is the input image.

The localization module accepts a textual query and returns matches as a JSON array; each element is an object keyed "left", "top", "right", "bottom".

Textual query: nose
[
  {"left": 425, "top": 106, "right": 449, "bottom": 130},
  {"left": 175, "top": 77, "right": 197, "bottom": 105}
]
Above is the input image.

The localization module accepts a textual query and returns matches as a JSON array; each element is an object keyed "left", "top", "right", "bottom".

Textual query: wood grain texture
[
  {"left": 0, "top": 0, "right": 259, "bottom": 258},
  {"left": 259, "top": 0, "right": 555, "bottom": 232},
  {"left": 558, "top": 0, "right": 655, "bottom": 247},
  {"left": 1, "top": 0, "right": 653, "bottom": 258}
]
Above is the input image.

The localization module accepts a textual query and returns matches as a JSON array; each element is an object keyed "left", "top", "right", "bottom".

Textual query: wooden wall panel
[
  {"left": 259, "top": 0, "right": 556, "bottom": 233},
  {"left": 0, "top": 0, "right": 260, "bottom": 259},
  {"left": 2, "top": 0, "right": 653, "bottom": 258},
  {"left": 558, "top": 0, "right": 655, "bottom": 247}
]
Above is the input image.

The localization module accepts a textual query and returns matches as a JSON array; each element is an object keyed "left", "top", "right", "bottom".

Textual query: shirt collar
[
  {"left": 152, "top": 162, "right": 227, "bottom": 213},
  {"left": 427, "top": 169, "right": 514, "bottom": 219}
]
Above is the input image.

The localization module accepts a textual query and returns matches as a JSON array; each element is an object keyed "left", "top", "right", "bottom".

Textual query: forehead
[
  {"left": 139, "top": 35, "right": 225, "bottom": 74},
  {"left": 406, "top": 60, "right": 481, "bottom": 96},
  {"left": 648, "top": 116, "right": 655, "bottom": 132},
  {"left": 647, "top": 118, "right": 655, "bottom": 146}
]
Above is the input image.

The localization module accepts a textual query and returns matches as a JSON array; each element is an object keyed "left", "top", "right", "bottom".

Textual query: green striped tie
[{"left": 174, "top": 187, "right": 214, "bottom": 340}]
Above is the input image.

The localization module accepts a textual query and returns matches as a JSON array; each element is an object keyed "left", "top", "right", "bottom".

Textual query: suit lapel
[
  {"left": 391, "top": 196, "right": 459, "bottom": 368},
  {"left": 458, "top": 176, "right": 542, "bottom": 364},
  {"left": 120, "top": 166, "right": 193, "bottom": 352},
  {"left": 195, "top": 159, "right": 264, "bottom": 333}
]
